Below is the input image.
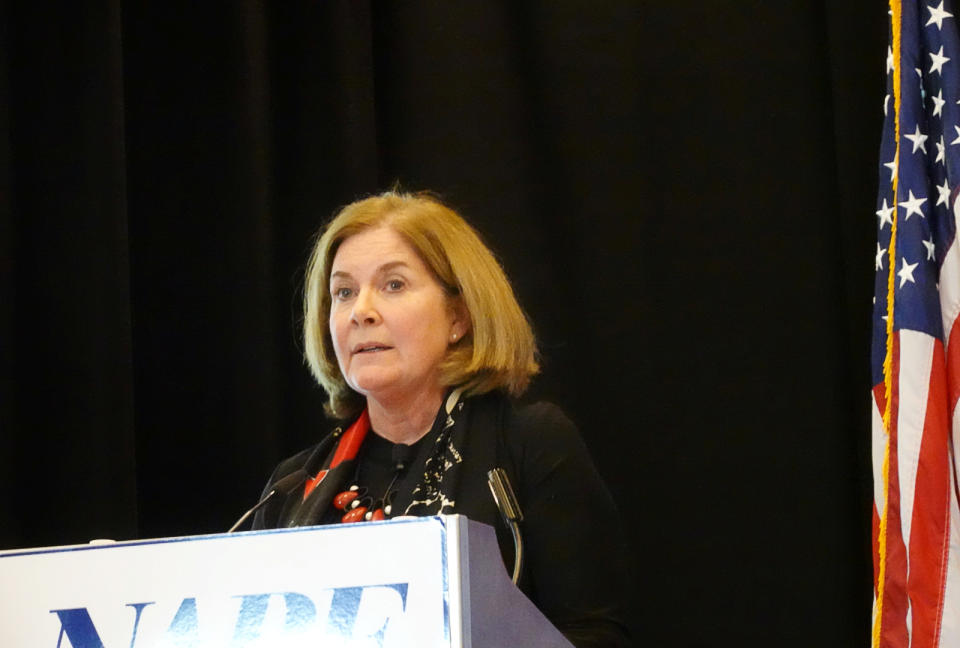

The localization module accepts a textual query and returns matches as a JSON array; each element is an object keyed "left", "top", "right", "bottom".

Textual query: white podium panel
[{"left": 0, "top": 515, "right": 572, "bottom": 648}]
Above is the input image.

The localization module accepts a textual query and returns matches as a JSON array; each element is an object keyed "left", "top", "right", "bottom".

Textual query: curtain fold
[{"left": 2, "top": 0, "right": 137, "bottom": 546}]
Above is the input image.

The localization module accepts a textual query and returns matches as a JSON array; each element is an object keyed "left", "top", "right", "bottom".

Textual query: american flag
[{"left": 872, "top": 1, "right": 960, "bottom": 646}]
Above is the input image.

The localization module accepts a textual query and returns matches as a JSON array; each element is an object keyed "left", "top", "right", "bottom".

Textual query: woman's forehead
[{"left": 331, "top": 226, "right": 428, "bottom": 276}]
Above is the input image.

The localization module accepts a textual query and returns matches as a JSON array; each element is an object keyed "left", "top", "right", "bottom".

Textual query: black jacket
[{"left": 253, "top": 391, "right": 633, "bottom": 647}]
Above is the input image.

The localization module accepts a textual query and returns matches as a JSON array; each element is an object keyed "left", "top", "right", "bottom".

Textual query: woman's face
[{"left": 328, "top": 225, "right": 465, "bottom": 406}]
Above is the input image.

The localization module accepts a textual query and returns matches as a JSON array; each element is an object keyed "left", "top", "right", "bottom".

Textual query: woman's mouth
[{"left": 353, "top": 343, "right": 393, "bottom": 354}]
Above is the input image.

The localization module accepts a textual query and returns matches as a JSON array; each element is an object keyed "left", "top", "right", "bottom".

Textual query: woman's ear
[{"left": 449, "top": 297, "right": 471, "bottom": 342}]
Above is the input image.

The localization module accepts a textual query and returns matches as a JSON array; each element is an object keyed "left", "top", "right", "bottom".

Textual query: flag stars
[
  {"left": 936, "top": 178, "right": 951, "bottom": 206},
  {"left": 932, "top": 89, "right": 946, "bottom": 116},
  {"left": 936, "top": 136, "right": 946, "bottom": 163},
  {"left": 927, "top": 1, "right": 954, "bottom": 30},
  {"left": 898, "top": 258, "right": 919, "bottom": 288},
  {"left": 877, "top": 199, "right": 895, "bottom": 228},
  {"left": 899, "top": 190, "right": 927, "bottom": 219},
  {"left": 929, "top": 46, "right": 950, "bottom": 74},
  {"left": 876, "top": 243, "right": 887, "bottom": 270},
  {"left": 923, "top": 236, "right": 936, "bottom": 261},
  {"left": 953, "top": 125, "right": 960, "bottom": 145},
  {"left": 887, "top": 46, "right": 894, "bottom": 74},
  {"left": 905, "top": 124, "right": 929, "bottom": 153},
  {"left": 885, "top": 153, "right": 898, "bottom": 180}
]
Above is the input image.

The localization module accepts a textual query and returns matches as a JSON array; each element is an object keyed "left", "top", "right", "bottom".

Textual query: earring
[{"left": 451, "top": 332, "right": 458, "bottom": 342}]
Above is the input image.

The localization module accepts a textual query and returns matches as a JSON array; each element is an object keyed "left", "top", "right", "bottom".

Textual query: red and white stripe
[{"left": 873, "top": 201, "right": 960, "bottom": 648}]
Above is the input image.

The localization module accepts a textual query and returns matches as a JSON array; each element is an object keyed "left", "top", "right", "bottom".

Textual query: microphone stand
[
  {"left": 487, "top": 467, "right": 524, "bottom": 585},
  {"left": 228, "top": 469, "right": 308, "bottom": 533}
]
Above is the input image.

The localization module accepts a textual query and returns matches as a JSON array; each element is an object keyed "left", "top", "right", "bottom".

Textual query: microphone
[
  {"left": 487, "top": 467, "right": 524, "bottom": 585},
  {"left": 228, "top": 469, "right": 309, "bottom": 533},
  {"left": 302, "top": 433, "right": 337, "bottom": 474},
  {"left": 391, "top": 443, "right": 416, "bottom": 472}
]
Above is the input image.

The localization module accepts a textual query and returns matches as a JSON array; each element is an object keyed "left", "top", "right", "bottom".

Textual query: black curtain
[{"left": 1, "top": 2, "right": 884, "bottom": 646}]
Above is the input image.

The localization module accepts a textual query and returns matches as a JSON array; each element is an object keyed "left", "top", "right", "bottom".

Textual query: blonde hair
[{"left": 303, "top": 191, "right": 539, "bottom": 418}]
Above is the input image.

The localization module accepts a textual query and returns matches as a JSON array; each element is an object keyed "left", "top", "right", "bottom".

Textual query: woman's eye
[
  {"left": 385, "top": 279, "right": 405, "bottom": 291},
  {"left": 332, "top": 287, "right": 353, "bottom": 300}
]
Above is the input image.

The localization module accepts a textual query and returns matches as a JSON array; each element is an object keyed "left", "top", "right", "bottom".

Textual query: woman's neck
[{"left": 365, "top": 388, "right": 445, "bottom": 445}]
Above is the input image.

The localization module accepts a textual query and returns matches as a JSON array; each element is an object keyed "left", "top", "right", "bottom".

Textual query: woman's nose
[{"left": 350, "top": 288, "right": 380, "bottom": 325}]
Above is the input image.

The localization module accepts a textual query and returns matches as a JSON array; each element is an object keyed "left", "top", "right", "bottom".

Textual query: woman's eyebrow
[
  {"left": 330, "top": 260, "right": 410, "bottom": 282},
  {"left": 379, "top": 260, "right": 408, "bottom": 271}
]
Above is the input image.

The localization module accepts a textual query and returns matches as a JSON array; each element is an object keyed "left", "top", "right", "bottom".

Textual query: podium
[{"left": 0, "top": 515, "right": 573, "bottom": 647}]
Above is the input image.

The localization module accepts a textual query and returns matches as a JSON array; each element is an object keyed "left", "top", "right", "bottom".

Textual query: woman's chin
[
  {"left": 346, "top": 371, "right": 402, "bottom": 400},
  {"left": 346, "top": 373, "right": 443, "bottom": 407}
]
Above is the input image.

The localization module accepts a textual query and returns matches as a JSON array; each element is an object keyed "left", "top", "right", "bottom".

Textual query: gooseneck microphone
[
  {"left": 487, "top": 467, "right": 524, "bottom": 585},
  {"left": 230, "top": 432, "right": 342, "bottom": 533},
  {"left": 228, "top": 469, "right": 309, "bottom": 533}
]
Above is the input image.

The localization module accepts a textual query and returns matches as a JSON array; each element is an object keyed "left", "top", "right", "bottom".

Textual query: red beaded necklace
[
  {"left": 303, "top": 408, "right": 417, "bottom": 524},
  {"left": 333, "top": 441, "right": 416, "bottom": 523}
]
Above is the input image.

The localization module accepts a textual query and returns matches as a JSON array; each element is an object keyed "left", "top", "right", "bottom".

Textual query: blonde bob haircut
[{"left": 303, "top": 191, "right": 539, "bottom": 418}]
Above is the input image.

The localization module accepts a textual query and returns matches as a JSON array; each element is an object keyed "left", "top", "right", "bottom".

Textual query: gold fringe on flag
[{"left": 873, "top": 1, "right": 901, "bottom": 646}]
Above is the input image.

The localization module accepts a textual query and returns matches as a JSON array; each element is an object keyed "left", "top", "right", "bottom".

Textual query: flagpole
[{"left": 874, "top": 1, "right": 902, "bottom": 647}]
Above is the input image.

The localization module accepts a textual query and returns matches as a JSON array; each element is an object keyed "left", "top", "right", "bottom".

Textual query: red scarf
[{"left": 302, "top": 409, "right": 370, "bottom": 500}]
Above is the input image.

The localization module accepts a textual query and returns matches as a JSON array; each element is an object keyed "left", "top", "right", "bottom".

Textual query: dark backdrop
[{"left": 1, "top": 2, "right": 884, "bottom": 646}]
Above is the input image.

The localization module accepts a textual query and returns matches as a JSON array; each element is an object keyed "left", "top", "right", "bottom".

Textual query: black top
[{"left": 253, "top": 391, "right": 633, "bottom": 647}]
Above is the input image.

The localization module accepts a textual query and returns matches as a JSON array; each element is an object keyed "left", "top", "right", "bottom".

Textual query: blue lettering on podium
[
  {"left": 52, "top": 603, "right": 154, "bottom": 648},
  {"left": 50, "top": 584, "right": 409, "bottom": 648},
  {"left": 230, "top": 594, "right": 269, "bottom": 646},
  {"left": 327, "top": 583, "right": 409, "bottom": 640},
  {"left": 53, "top": 609, "right": 105, "bottom": 648},
  {"left": 230, "top": 593, "right": 317, "bottom": 645},
  {"left": 126, "top": 603, "right": 153, "bottom": 648},
  {"left": 279, "top": 592, "right": 316, "bottom": 630},
  {"left": 166, "top": 597, "right": 199, "bottom": 647}
]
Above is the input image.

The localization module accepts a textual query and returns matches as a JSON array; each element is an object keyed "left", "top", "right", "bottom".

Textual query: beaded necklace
[
  {"left": 298, "top": 389, "right": 465, "bottom": 526},
  {"left": 332, "top": 443, "right": 416, "bottom": 522}
]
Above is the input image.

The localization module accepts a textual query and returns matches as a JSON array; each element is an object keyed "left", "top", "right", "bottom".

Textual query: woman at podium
[{"left": 253, "top": 191, "right": 632, "bottom": 647}]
